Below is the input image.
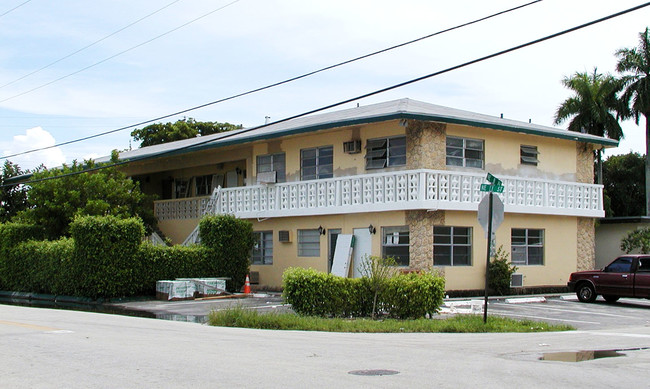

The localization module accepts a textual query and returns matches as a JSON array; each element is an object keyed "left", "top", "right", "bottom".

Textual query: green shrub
[
  {"left": 282, "top": 267, "right": 445, "bottom": 319},
  {"left": 10, "top": 238, "right": 74, "bottom": 294},
  {"left": 621, "top": 226, "right": 650, "bottom": 253},
  {"left": 0, "top": 222, "right": 46, "bottom": 289},
  {"left": 199, "top": 215, "right": 253, "bottom": 292},
  {"left": 384, "top": 272, "right": 445, "bottom": 319},
  {"left": 487, "top": 246, "right": 518, "bottom": 295},
  {"left": 69, "top": 215, "right": 144, "bottom": 298}
]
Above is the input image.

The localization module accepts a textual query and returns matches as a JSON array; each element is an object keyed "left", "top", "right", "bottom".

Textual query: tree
[
  {"left": 616, "top": 27, "right": 650, "bottom": 215},
  {"left": 602, "top": 152, "right": 645, "bottom": 217},
  {"left": 16, "top": 152, "right": 156, "bottom": 239},
  {"left": 554, "top": 69, "right": 624, "bottom": 184},
  {"left": 131, "top": 118, "right": 242, "bottom": 147},
  {"left": 621, "top": 226, "right": 650, "bottom": 254},
  {"left": 0, "top": 160, "right": 29, "bottom": 222}
]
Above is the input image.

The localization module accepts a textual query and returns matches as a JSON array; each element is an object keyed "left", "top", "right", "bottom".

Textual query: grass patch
[{"left": 207, "top": 306, "right": 573, "bottom": 333}]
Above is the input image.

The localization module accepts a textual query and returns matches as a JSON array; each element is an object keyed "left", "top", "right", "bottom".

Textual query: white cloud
[{"left": 1, "top": 127, "right": 66, "bottom": 170}]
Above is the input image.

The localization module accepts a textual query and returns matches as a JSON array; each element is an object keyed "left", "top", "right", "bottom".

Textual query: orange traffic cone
[{"left": 244, "top": 275, "right": 251, "bottom": 294}]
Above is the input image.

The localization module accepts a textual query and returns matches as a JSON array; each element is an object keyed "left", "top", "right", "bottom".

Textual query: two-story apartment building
[{"left": 114, "top": 98, "right": 617, "bottom": 291}]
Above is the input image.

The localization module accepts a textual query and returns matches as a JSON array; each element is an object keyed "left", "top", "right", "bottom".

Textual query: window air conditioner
[
  {"left": 257, "top": 171, "right": 277, "bottom": 184},
  {"left": 278, "top": 230, "right": 292, "bottom": 243},
  {"left": 343, "top": 140, "right": 361, "bottom": 154},
  {"left": 510, "top": 273, "right": 524, "bottom": 288}
]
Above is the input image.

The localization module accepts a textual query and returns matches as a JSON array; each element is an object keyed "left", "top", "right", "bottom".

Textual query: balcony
[{"left": 154, "top": 169, "right": 604, "bottom": 221}]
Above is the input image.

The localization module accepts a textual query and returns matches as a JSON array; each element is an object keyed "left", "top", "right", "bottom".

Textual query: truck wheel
[
  {"left": 576, "top": 283, "right": 596, "bottom": 303},
  {"left": 603, "top": 295, "right": 619, "bottom": 303}
]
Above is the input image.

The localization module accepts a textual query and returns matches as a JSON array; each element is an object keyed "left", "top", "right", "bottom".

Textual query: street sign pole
[{"left": 483, "top": 191, "right": 493, "bottom": 324}]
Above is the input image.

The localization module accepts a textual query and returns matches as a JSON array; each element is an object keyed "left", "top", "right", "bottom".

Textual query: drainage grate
[{"left": 348, "top": 369, "right": 399, "bottom": 376}]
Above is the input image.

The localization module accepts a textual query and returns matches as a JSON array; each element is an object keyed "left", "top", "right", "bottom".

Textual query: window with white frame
[
  {"left": 365, "top": 136, "right": 406, "bottom": 169},
  {"left": 251, "top": 231, "right": 273, "bottom": 265},
  {"left": 195, "top": 174, "right": 212, "bottom": 196},
  {"left": 520, "top": 145, "right": 539, "bottom": 166},
  {"left": 256, "top": 153, "right": 286, "bottom": 183},
  {"left": 446, "top": 136, "right": 484, "bottom": 168},
  {"left": 382, "top": 226, "right": 409, "bottom": 266},
  {"left": 298, "top": 229, "right": 320, "bottom": 257},
  {"left": 511, "top": 228, "right": 544, "bottom": 265},
  {"left": 301, "top": 146, "right": 333, "bottom": 180},
  {"left": 174, "top": 178, "right": 190, "bottom": 198},
  {"left": 433, "top": 226, "right": 472, "bottom": 266}
]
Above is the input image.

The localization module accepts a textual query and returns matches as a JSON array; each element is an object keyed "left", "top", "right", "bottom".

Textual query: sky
[{"left": 1, "top": 0, "right": 650, "bottom": 170}]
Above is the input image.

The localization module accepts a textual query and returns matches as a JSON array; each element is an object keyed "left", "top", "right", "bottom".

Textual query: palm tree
[
  {"left": 554, "top": 69, "right": 623, "bottom": 185},
  {"left": 616, "top": 27, "right": 650, "bottom": 216}
]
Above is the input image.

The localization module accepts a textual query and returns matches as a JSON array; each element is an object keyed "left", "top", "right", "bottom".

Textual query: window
[
  {"left": 257, "top": 153, "right": 286, "bottom": 183},
  {"left": 365, "top": 136, "right": 406, "bottom": 169},
  {"left": 433, "top": 226, "right": 472, "bottom": 266},
  {"left": 446, "top": 136, "right": 484, "bottom": 168},
  {"left": 195, "top": 175, "right": 212, "bottom": 196},
  {"left": 301, "top": 146, "right": 333, "bottom": 180},
  {"left": 511, "top": 229, "right": 544, "bottom": 265},
  {"left": 382, "top": 226, "right": 409, "bottom": 266},
  {"left": 174, "top": 179, "right": 190, "bottom": 198},
  {"left": 298, "top": 229, "right": 320, "bottom": 257},
  {"left": 520, "top": 145, "right": 539, "bottom": 166},
  {"left": 251, "top": 231, "right": 273, "bottom": 265},
  {"left": 604, "top": 257, "right": 633, "bottom": 273}
]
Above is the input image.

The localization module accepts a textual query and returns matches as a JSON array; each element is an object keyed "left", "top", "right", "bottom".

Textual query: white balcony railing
[{"left": 154, "top": 169, "right": 604, "bottom": 221}]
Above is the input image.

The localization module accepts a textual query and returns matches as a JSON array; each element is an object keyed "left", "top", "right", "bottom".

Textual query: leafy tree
[
  {"left": 0, "top": 160, "right": 29, "bottom": 222},
  {"left": 554, "top": 69, "right": 624, "bottom": 184},
  {"left": 131, "top": 118, "right": 242, "bottom": 147},
  {"left": 602, "top": 152, "right": 645, "bottom": 217},
  {"left": 15, "top": 152, "right": 156, "bottom": 239},
  {"left": 616, "top": 27, "right": 650, "bottom": 215},
  {"left": 621, "top": 226, "right": 650, "bottom": 254}
]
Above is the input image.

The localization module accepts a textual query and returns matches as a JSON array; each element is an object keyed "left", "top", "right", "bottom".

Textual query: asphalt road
[{"left": 2, "top": 303, "right": 650, "bottom": 388}]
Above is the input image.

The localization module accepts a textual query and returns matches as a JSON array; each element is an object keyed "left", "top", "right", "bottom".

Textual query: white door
[{"left": 353, "top": 228, "right": 372, "bottom": 278}]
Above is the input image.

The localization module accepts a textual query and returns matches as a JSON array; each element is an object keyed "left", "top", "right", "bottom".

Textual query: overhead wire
[
  {"left": 0, "top": 0, "right": 543, "bottom": 160},
  {"left": 0, "top": 0, "right": 241, "bottom": 104},
  {"left": 9, "top": 1, "right": 650, "bottom": 187},
  {"left": 0, "top": 0, "right": 32, "bottom": 18},
  {"left": 0, "top": 0, "right": 184, "bottom": 90}
]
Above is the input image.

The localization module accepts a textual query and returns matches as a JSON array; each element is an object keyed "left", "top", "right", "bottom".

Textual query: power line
[
  {"left": 0, "top": 0, "right": 241, "bottom": 104},
  {"left": 0, "top": 0, "right": 543, "bottom": 161},
  {"left": 0, "top": 0, "right": 184, "bottom": 90},
  {"left": 0, "top": 0, "right": 32, "bottom": 18},
  {"left": 10, "top": 1, "right": 650, "bottom": 188}
]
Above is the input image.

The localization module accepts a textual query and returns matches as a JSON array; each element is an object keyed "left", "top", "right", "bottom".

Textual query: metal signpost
[{"left": 479, "top": 173, "right": 504, "bottom": 323}]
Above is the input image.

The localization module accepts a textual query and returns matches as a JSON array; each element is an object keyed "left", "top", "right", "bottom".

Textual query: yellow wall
[
  {"left": 249, "top": 211, "right": 406, "bottom": 288},
  {"left": 446, "top": 124, "right": 578, "bottom": 180},
  {"left": 441, "top": 211, "right": 577, "bottom": 290}
]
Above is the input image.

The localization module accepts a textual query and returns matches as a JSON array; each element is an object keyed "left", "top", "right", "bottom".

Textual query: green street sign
[
  {"left": 486, "top": 173, "right": 502, "bottom": 186},
  {"left": 480, "top": 184, "right": 504, "bottom": 193}
]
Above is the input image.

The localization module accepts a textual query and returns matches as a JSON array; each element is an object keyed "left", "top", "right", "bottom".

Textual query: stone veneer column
[
  {"left": 576, "top": 142, "right": 596, "bottom": 271},
  {"left": 405, "top": 120, "right": 447, "bottom": 274}
]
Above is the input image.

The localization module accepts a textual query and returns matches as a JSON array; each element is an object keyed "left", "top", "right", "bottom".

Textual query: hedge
[
  {"left": 282, "top": 267, "right": 446, "bottom": 319},
  {"left": 0, "top": 214, "right": 254, "bottom": 299}
]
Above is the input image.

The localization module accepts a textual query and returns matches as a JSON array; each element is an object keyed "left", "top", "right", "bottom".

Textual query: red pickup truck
[{"left": 568, "top": 254, "right": 650, "bottom": 303}]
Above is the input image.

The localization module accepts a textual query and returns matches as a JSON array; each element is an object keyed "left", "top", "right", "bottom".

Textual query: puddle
[{"left": 540, "top": 350, "right": 625, "bottom": 362}]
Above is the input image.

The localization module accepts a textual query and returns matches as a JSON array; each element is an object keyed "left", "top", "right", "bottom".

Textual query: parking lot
[
  {"left": 109, "top": 293, "right": 650, "bottom": 330},
  {"left": 487, "top": 295, "right": 650, "bottom": 330}
]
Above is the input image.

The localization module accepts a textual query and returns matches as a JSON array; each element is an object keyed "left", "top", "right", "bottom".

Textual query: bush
[
  {"left": 384, "top": 272, "right": 446, "bottom": 319},
  {"left": 10, "top": 239, "right": 74, "bottom": 295},
  {"left": 282, "top": 267, "right": 445, "bottom": 319},
  {"left": 0, "top": 223, "right": 45, "bottom": 289},
  {"left": 487, "top": 246, "right": 518, "bottom": 295},
  {"left": 69, "top": 215, "right": 144, "bottom": 298},
  {"left": 199, "top": 215, "right": 254, "bottom": 292},
  {"left": 621, "top": 226, "right": 650, "bottom": 253}
]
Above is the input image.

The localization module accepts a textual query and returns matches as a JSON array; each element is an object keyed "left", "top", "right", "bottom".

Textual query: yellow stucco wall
[
  {"left": 441, "top": 211, "right": 578, "bottom": 290},
  {"left": 249, "top": 211, "right": 406, "bottom": 288},
  {"left": 446, "top": 124, "right": 578, "bottom": 180}
]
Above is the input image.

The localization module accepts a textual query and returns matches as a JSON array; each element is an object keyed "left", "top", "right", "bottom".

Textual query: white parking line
[
  {"left": 492, "top": 301, "right": 643, "bottom": 319},
  {"left": 493, "top": 312, "right": 601, "bottom": 325}
]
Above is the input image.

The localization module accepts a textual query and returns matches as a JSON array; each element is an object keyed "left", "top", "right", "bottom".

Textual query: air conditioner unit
[
  {"left": 510, "top": 273, "right": 524, "bottom": 288},
  {"left": 343, "top": 140, "right": 361, "bottom": 154},
  {"left": 257, "top": 171, "right": 277, "bottom": 184},
  {"left": 278, "top": 230, "right": 292, "bottom": 243}
]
